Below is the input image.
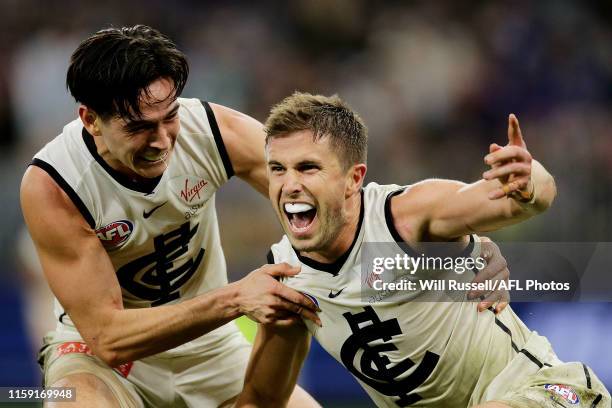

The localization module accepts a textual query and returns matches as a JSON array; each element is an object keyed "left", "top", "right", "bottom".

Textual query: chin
[
  {"left": 136, "top": 161, "right": 168, "bottom": 178},
  {"left": 288, "top": 236, "right": 320, "bottom": 253}
]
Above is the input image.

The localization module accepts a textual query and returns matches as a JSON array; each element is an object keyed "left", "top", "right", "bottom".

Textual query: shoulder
[
  {"left": 269, "top": 236, "right": 297, "bottom": 264},
  {"left": 21, "top": 166, "right": 81, "bottom": 217},
  {"left": 385, "top": 178, "right": 466, "bottom": 243},
  {"left": 178, "top": 99, "right": 263, "bottom": 141},
  {"left": 203, "top": 102, "right": 265, "bottom": 148},
  {"left": 21, "top": 165, "right": 92, "bottom": 245},
  {"left": 389, "top": 178, "right": 466, "bottom": 212}
]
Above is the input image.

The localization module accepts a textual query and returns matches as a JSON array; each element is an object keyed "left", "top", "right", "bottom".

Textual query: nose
[
  {"left": 148, "top": 124, "right": 172, "bottom": 151},
  {"left": 282, "top": 170, "right": 303, "bottom": 197}
]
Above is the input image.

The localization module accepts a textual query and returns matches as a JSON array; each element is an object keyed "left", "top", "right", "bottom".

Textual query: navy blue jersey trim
[
  {"left": 519, "top": 349, "right": 543, "bottom": 369},
  {"left": 384, "top": 187, "right": 475, "bottom": 258},
  {"left": 492, "top": 311, "right": 548, "bottom": 369},
  {"left": 583, "top": 363, "right": 592, "bottom": 389},
  {"left": 82, "top": 128, "right": 161, "bottom": 194},
  {"left": 201, "top": 101, "right": 234, "bottom": 179},
  {"left": 30, "top": 158, "right": 96, "bottom": 228},
  {"left": 591, "top": 394, "right": 602, "bottom": 407}
]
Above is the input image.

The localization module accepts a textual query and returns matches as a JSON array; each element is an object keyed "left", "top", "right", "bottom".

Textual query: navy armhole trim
[
  {"left": 384, "top": 187, "right": 474, "bottom": 258},
  {"left": 201, "top": 101, "right": 234, "bottom": 179},
  {"left": 30, "top": 158, "right": 96, "bottom": 228}
]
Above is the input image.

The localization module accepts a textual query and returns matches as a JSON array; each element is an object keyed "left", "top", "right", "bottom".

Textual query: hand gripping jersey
[
  {"left": 32, "top": 98, "right": 237, "bottom": 355},
  {"left": 270, "top": 183, "right": 562, "bottom": 407}
]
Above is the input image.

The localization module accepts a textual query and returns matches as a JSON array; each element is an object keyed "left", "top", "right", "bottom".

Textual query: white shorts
[
  {"left": 40, "top": 322, "right": 252, "bottom": 408},
  {"left": 474, "top": 332, "right": 610, "bottom": 407}
]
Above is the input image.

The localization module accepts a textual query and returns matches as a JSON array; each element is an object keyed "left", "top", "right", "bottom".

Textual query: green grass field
[{"left": 235, "top": 315, "right": 258, "bottom": 343}]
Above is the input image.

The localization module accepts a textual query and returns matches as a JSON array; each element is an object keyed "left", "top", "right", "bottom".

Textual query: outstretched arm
[
  {"left": 20, "top": 167, "right": 319, "bottom": 367},
  {"left": 391, "top": 114, "right": 556, "bottom": 242},
  {"left": 236, "top": 322, "right": 312, "bottom": 407}
]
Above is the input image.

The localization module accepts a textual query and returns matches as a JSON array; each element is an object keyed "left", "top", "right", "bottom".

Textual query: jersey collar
[{"left": 82, "top": 128, "right": 163, "bottom": 194}]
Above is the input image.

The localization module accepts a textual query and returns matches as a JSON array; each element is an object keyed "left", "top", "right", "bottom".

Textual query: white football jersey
[
  {"left": 270, "top": 182, "right": 555, "bottom": 407},
  {"left": 33, "top": 98, "right": 238, "bottom": 355}
]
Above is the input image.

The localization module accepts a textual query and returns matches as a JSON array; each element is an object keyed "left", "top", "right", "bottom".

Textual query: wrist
[
  {"left": 218, "top": 282, "right": 243, "bottom": 320},
  {"left": 510, "top": 180, "right": 535, "bottom": 204}
]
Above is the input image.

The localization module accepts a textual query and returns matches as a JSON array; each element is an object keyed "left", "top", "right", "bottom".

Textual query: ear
[
  {"left": 78, "top": 105, "right": 103, "bottom": 136},
  {"left": 345, "top": 163, "right": 367, "bottom": 198}
]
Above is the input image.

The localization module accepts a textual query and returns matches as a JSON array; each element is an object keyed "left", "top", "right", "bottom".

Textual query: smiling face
[
  {"left": 267, "top": 130, "right": 365, "bottom": 256},
  {"left": 82, "top": 77, "right": 180, "bottom": 179}
]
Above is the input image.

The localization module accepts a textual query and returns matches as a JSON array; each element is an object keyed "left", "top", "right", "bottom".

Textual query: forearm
[
  {"left": 88, "top": 283, "right": 241, "bottom": 366},
  {"left": 236, "top": 323, "right": 310, "bottom": 407},
  {"left": 473, "top": 159, "right": 556, "bottom": 226},
  {"left": 424, "top": 161, "right": 556, "bottom": 238},
  {"left": 521, "top": 159, "right": 556, "bottom": 212}
]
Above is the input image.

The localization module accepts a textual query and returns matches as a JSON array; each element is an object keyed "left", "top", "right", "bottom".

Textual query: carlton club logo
[{"left": 96, "top": 220, "right": 134, "bottom": 250}]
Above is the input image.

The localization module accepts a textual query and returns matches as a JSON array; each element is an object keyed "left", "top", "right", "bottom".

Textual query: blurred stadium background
[{"left": 0, "top": 0, "right": 610, "bottom": 406}]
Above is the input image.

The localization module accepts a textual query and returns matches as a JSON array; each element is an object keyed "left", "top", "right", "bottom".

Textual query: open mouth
[{"left": 284, "top": 202, "right": 317, "bottom": 233}]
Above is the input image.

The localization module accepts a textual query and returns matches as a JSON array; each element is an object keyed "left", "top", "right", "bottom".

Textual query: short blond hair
[{"left": 264, "top": 92, "right": 367, "bottom": 169}]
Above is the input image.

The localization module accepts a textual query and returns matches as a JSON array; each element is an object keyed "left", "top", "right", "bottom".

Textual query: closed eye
[
  {"left": 164, "top": 111, "right": 179, "bottom": 123},
  {"left": 298, "top": 163, "right": 320, "bottom": 173},
  {"left": 126, "top": 124, "right": 155, "bottom": 134}
]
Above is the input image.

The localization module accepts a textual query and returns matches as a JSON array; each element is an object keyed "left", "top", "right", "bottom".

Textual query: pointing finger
[{"left": 507, "top": 114, "right": 526, "bottom": 148}]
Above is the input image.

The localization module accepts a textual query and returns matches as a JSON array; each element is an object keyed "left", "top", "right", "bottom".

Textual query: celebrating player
[
  {"left": 20, "top": 25, "right": 321, "bottom": 407},
  {"left": 236, "top": 93, "right": 610, "bottom": 407},
  {"left": 20, "top": 25, "right": 521, "bottom": 407}
]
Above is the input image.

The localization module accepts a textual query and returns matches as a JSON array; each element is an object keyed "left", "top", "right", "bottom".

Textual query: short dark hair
[
  {"left": 265, "top": 92, "right": 367, "bottom": 169},
  {"left": 66, "top": 25, "right": 189, "bottom": 121}
]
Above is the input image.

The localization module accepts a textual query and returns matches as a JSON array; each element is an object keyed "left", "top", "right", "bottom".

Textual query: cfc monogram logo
[
  {"left": 117, "top": 222, "right": 204, "bottom": 305},
  {"left": 340, "top": 306, "right": 439, "bottom": 406}
]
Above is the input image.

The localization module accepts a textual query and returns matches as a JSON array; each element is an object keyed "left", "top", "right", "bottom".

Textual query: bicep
[
  {"left": 209, "top": 103, "right": 268, "bottom": 195},
  {"left": 20, "top": 167, "right": 123, "bottom": 345},
  {"left": 391, "top": 179, "right": 516, "bottom": 241}
]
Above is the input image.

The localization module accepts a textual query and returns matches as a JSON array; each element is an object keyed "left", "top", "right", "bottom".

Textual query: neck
[{"left": 300, "top": 191, "right": 362, "bottom": 264}]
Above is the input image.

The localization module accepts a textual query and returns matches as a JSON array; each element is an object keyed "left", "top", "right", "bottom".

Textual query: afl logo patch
[
  {"left": 544, "top": 384, "right": 580, "bottom": 404},
  {"left": 96, "top": 220, "right": 133, "bottom": 250}
]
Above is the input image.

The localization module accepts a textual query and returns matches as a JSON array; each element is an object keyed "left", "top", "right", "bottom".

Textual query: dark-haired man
[
  {"left": 21, "top": 25, "right": 321, "bottom": 407},
  {"left": 236, "top": 93, "right": 610, "bottom": 407}
]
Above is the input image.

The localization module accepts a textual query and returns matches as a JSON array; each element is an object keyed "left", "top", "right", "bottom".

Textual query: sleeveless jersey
[
  {"left": 33, "top": 98, "right": 238, "bottom": 355},
  {"left": 270, "top": 182, "right": 554, "bottom": 407}
]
